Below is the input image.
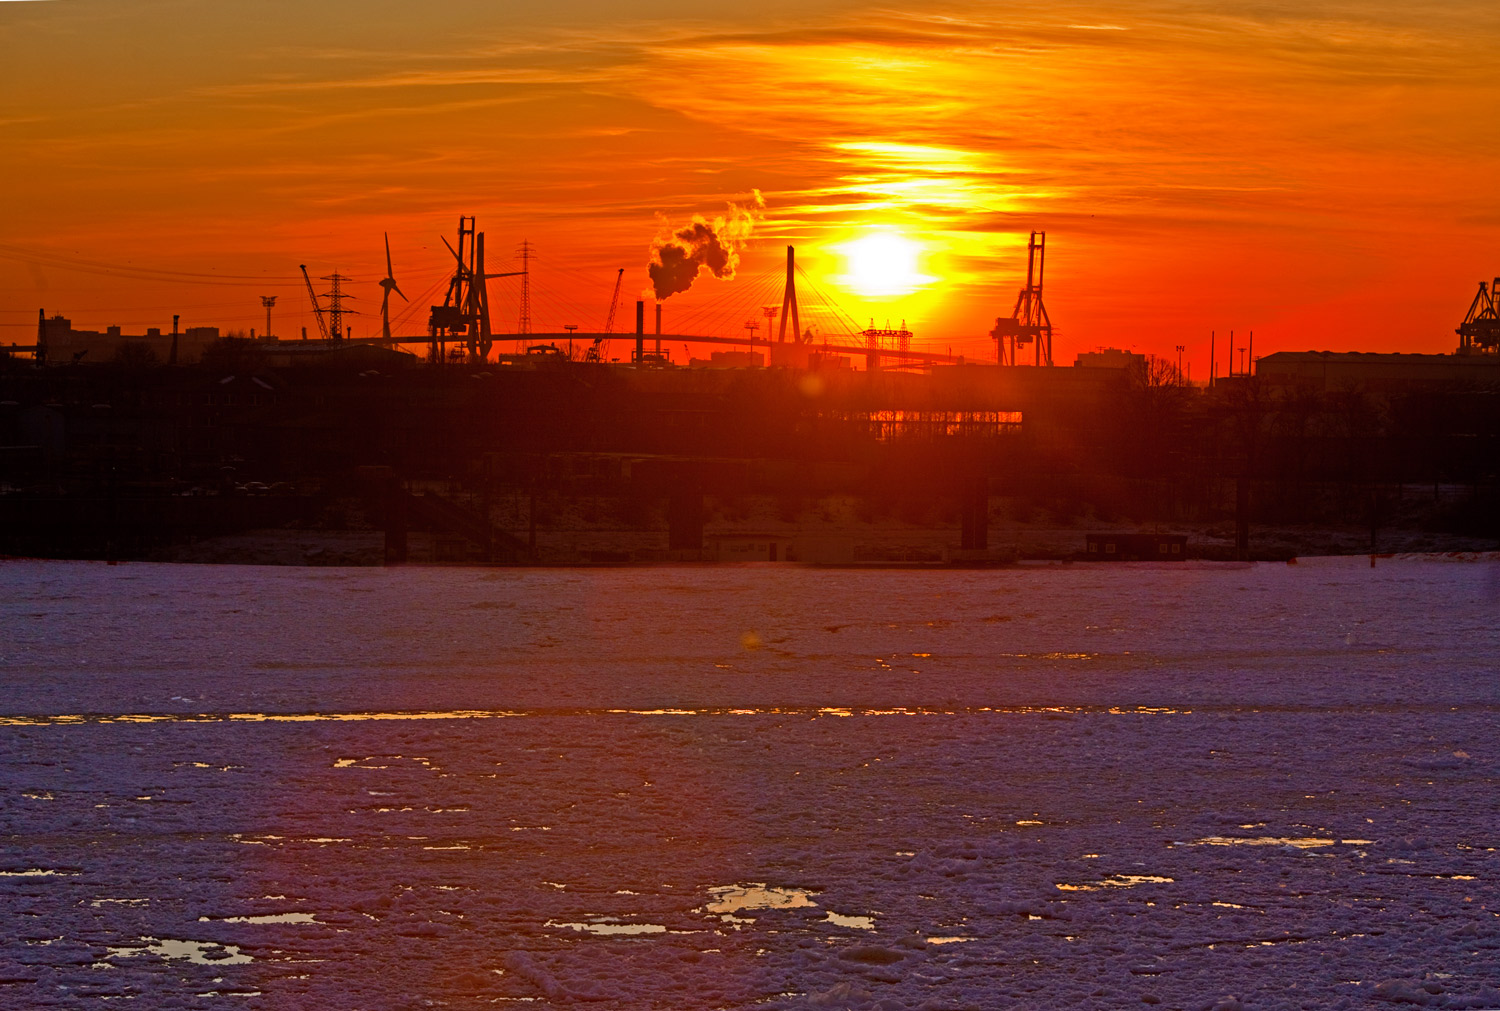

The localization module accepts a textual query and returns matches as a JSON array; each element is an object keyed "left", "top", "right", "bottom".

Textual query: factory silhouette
[{"left": 3, "top": 219, "right": 1498, "bottom": 565}]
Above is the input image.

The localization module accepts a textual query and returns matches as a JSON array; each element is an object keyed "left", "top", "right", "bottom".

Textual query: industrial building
[
  {"left": 1256, "top": 351, "right": 1500, "bottom": 393},
  {"left": 33, "top": 314, "right": 221, "bottom": 365}
]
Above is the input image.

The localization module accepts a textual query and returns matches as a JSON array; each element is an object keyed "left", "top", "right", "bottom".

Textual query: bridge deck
[{"left": 382, "top": 332, "right": 964, "bottom": 366}]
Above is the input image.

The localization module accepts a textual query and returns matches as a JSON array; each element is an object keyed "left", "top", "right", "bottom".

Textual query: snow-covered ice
[{"left": 2, "top": 556, "right": 1498, "bottom": 1009}]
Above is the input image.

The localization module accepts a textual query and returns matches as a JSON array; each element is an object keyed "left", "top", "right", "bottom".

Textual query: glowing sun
[{"left": 836, "top": 231, "right": 932, "bottom": 297}]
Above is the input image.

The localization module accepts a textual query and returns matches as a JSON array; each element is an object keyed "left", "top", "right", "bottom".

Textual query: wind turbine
[{"left": 379, "top": 233, "right": 406, "bottom": 342}]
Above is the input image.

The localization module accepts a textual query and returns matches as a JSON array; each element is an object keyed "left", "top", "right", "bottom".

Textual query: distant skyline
[{"left": 3, "top": 0, "right": 1498, "bottom": 369}]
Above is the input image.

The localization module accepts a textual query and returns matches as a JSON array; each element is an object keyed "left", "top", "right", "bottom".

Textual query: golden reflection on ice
[
  {"left": 546, "top": 919, "right": 668, "bottom": 936},
  {"left": 1191, "top": 837, "right": 1375, "bottom": 849},
  {"left": 705, "top": 884, "right": 818, "bottom": 914},
  {"left": 106, "top": 938, "right": 253, "bottom": 965},
  {"left": 1056, "top": 874, "right": 1174, "bottom": 892},
  {"left": 199, "top": 913, "right": 317, "bottom": 925},
  {"left": 0, "top": 704, "right": 1191, "bottom": 726},
  {"left": 0, "top": 868, "right": 73, "bottom": 877}
]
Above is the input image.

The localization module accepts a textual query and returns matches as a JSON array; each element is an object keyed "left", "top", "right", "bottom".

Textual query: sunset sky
[{"left": 2, "top": 0, "right": 1498, "bottom": 369}]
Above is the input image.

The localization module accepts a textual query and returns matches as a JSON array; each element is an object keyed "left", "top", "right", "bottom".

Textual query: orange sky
[{"left": 2, "top": 0, "right": 1498, "bottom": 370}]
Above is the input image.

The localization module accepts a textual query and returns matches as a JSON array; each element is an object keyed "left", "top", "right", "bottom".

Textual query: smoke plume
[{"left": 647, "top": 191, "right": 764, "bottom": 301}]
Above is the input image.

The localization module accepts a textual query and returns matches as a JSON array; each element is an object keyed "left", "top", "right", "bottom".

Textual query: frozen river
[{"left": 2, "top": 558, "right": 1498, "bottom": 1010}]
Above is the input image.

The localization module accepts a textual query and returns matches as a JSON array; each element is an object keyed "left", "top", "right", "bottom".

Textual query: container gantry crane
[
  {"left": 1457, "top": 278, "right": 1500, "bottom": 353},
  {"left": 990, "top": 232, "right": 1053, "bottom": 366}
]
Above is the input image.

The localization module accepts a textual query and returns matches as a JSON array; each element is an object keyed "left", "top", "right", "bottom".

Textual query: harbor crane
[
  {"left": 300, "top": 264, "right": 330, "bottom": 341},
  {"left": 427, "top": 217, "right": 524, "bottom": 363},
  {"left": 1457, "top": 278, "right": 1500, "bottom": 353},
  {"left": 990, "top": 232, "right": 1053, "bottom": 366},
  {"left": 586, "top": 268, "right": 624, "bottom": 363}
]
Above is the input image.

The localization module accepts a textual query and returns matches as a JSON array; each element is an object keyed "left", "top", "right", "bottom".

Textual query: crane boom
[
  {"left": 585, "top": 268, "right": 626, "bottom": 363},
  {"left": 603, "top": 268, "right": 624, "bottom": 334},
  {"left": 300, "top": 264, "right": 330, "bottom": 340}
]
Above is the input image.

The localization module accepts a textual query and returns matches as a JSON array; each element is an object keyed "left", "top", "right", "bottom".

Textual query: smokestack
[
  {"left": 654, "top": 302, "right": 662, "bottom": 359},
  {"left": 36, "top": 308, "right": 47, "bottom": 366},
  {"left": 635, "top": 300, "right": 644, "bottom": 364},
  {"left": 169, "top": 314, "right": 179, "bottom": 366}
]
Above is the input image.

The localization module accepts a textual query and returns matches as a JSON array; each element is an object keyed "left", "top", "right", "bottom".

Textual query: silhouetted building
[
  {"left": 688, "top": 350, "right": 763, "bottom": 369},
  {"left": 1075, "top": 348, "right": 1147, "bottom": 370},
  {"left": 38, "top": 315, "right": 220, "bottom": 364},
  {"left": 1257, "top": 351, "right": 1500, "bottom": 393}
]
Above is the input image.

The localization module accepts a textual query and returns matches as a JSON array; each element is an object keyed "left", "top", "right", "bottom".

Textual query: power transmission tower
[
  {"left": 321, "top": 272, "right": 355, "bottom": 341},
  {"left": 517, "top": 240, "right": 533, "bottom": 335}
]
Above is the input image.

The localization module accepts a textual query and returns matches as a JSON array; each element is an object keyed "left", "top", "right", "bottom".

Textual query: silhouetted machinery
[
  {"left": 428, "top": 217, "right": 524, "bottom": 363},
  {"left": 1457, "top": 278, "right": 1500, "bottom": 353},
  {"left": 991, "top": 231, "right": 1053, "bottom": 366},
  {"left": 586, "top": 268, "right": 624, "bottom": 363}
]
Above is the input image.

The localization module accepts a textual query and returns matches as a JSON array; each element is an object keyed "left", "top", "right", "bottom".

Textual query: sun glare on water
[{"left": 835, "top": 231, "right": 933, "bottom": 298}]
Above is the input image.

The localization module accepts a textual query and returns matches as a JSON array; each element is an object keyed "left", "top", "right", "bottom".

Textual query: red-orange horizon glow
[{"left": 3, "top": 1, "right": 1499, "bottom": 372}]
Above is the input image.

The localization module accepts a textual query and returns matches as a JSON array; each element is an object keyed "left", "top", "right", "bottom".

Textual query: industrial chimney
[{"left": 635, "top": 300, "right": 644, "bottom": 364}]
